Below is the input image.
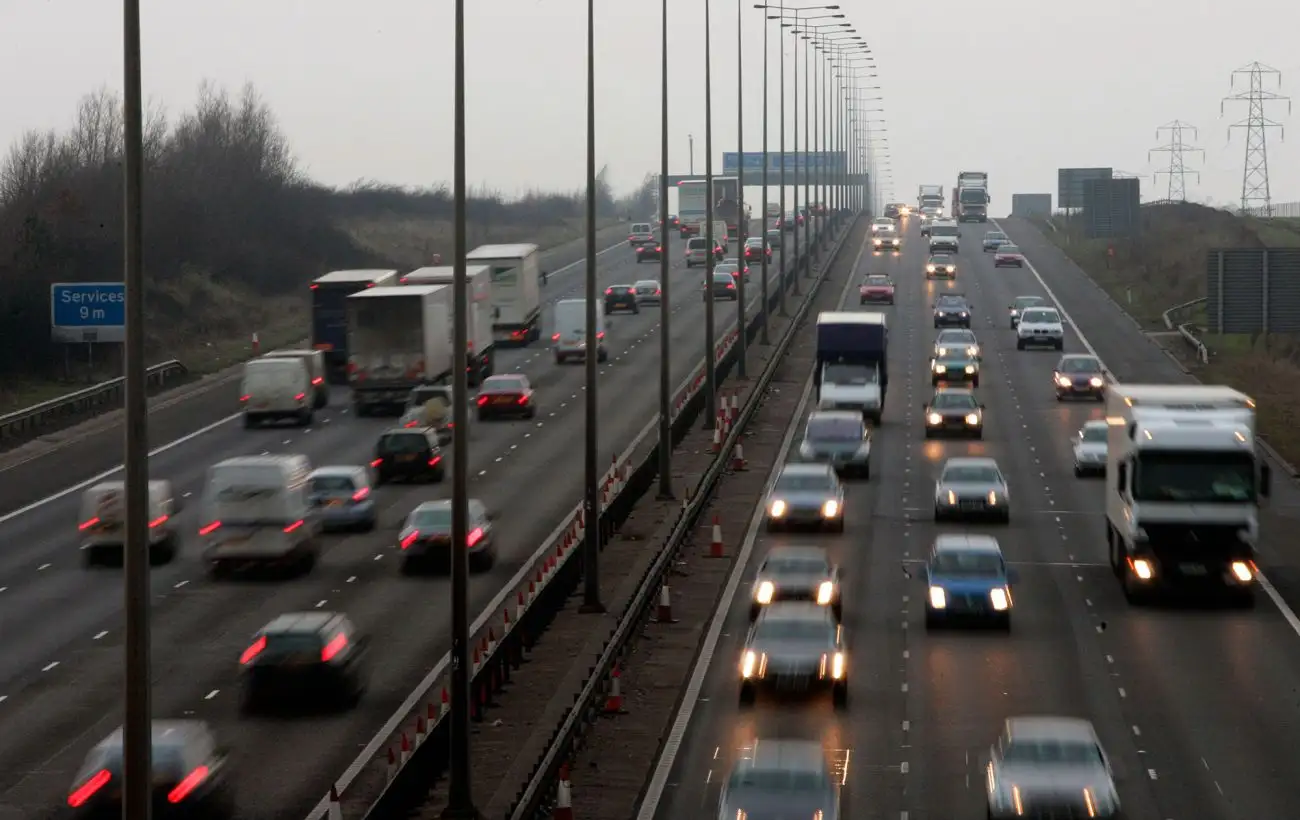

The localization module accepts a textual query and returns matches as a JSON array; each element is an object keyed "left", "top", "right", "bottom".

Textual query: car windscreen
[
  {"left": 1081, "top": 426, "right": 1107, "bottom": 443},
  {"left": 1021, "top": 309, "right": 1059, "bottom": 324},
  {"left": 1014, "top": 297, "right": 1045, "bottom": 310},
  {"left": 932, "top": 551, "right": 1002, "bottom": 576},
  {"left": 865, "top": 276, "right": 890, "bottom": 286},
  {"left": 765, "top": 555, "right": 829, "bottom": 575},
  {"left": 942, "top": 465, "right": 1000, "bottom": 483},
  {"left": 754, "top": 619, "right": 832, "bottom": 642},
  {"left": 409, "top": 508, "right": 452, "bottom": 531},
  {"left": 930, "top": 256, "right": 953, "bottom": 265},
  {"left": 937, "top": 331, "right": 975, "bottom": 345},
  {"left": 266, "top": 633, "right": 323, "bottom": 653},
  {"left": 931, "top": 393, "right": 977, "bottom": 410},
  {"left": 310, "top": 475, "right": 356, "bottom": 493},
  {"left": 1002, "top": 740, "right": 1102, "bottom": 765},
  {"left": 774, "top": 472, "right": 833, "bottom": 492},
  {"left": 379, "top": 434, "right": 429, "bottom": 455},
  {"left": 822, "top": 363, "right": 878, "bottom": 384},
  {"left": 1059, "top": 358, "right": 1099, "bottom": 373},
  {"left": 930, "top": 225, "right": 958, "bottom": 236},
  {"left": 936, "top": 297, "right": 966, "bottom": 308},
  {"left": 727, "top": 768, "right": 830, "bottom": 791},
  {"left": 482, "top": 377, "right": 526, "bottom": 393},
  {"left": 806, "top": 416, "right": 865, "bottom": 441},
  {"left": 999, "top": 245, "right": 1021, "bottom": 254},
  {"left": 83, "top": 742, "right": 187, "bottom": 777}
]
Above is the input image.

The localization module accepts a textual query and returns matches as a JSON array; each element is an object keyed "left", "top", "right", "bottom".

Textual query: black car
[
  {"left": 922, "top": 388, "right": 984, "bottom": 439},
  {"left": 476, "top": 373, "right": 537, "bottom": 419},
  {"left": 1053, "top": 354, "right": 1106, "bottom": 401},
  {"left": 604, "top": 284, "right": 639, "bottom": 313},
  {"left": 372, "top": 427, "right": 445, "bottom": 484},
  {"left": 931, "top": 355, "right": 981, "bottom": 387},
  {"left": 67, "top": 720, "right": 235, "bottom": 819},
  {"left": 706, "top": 272, "right": 739, "bottom": 300},
  {"left": 933, "top": 294, "right": 972, "bottom": 327},
  {"left": 635, "top": 243, "right": 662, "bottom": 263},
  {"left": 884, "top": 203, "right": 901, "bottom": 218},
  {"left": 239, "top": 611, "right": 369, "bottom": 711}
]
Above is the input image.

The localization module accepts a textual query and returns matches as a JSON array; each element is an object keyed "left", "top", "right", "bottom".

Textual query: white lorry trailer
[
  {"left": 466, "top": 243, "right": 543, "bottom": 345},
  {"left": 398, "top": 264, "right": 496, "bottom": 385},
  {"left": 1105, "top": 384, "right": 1271, "bottom": 605},
  {"left": 917, "top": 184, "right": 944, "bottom": 214},
  {"left": 346, "top": 284, "right": 454, "bottom": 416}
]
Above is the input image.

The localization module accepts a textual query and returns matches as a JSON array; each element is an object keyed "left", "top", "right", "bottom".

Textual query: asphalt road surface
[
  {"left": 644, "top": 214, "right": 1300, "bottom": 820},
  {"left": 0, "top": 219, "right": 815, "bottom": 819}
]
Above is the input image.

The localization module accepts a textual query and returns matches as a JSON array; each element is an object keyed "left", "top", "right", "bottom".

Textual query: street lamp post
[
  {"left": 703, "top": 0, "right": 717, "bottom": 431},
  {"left": 734, "top": 0, "right": 747, "bottom": 379},
  {"left": 757, "top": 4, "right": 770, "bottom": 342},
  {"left": 657, "top": 0, "right": 672, "bottom": 500},
  {"left": 579, "top": 0, "right": 604, "bottom": 615}
]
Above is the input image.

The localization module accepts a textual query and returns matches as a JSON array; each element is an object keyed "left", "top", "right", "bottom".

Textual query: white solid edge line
[
  {"left": 636, "top": 225, "right": 869, "bottom": 820},
  {"left": 990, "top": 217, "right": 1300, "bottom": 638},
  {"left": 0, "top": 239, "right": 630, "bottom": 527}
]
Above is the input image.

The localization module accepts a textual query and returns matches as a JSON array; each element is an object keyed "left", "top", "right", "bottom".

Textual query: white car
[
  {"left": 934, "top": 328, "right": 980, "bottom": 359},
  {"left": 633, "top": 280, "right": 661, "bottom": 305},
  {"left": 1015, "top": 306, "right": 1065, "bottom": 350},
  {"left": 872, "top": 229, "right": 901, "bottom": 251},
  {"left": 870, "top": 217, "right": 895, "bottom": 233},
  {"left": 1072, "top": 420, "right": 1108, "bottom": 477}
]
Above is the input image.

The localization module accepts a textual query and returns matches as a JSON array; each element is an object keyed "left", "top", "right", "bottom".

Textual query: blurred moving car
[
  {"left": 633, "top": 279, "right": 662, "bottom": 305},
  {"left": 749, "top": 545, "right": 842, "bottom": 620},
  {"left": 1072, "top": 420, "right": 1109, "bottom": 476},
  {"left": 716, "top": 740, "right": 840, "bottom": 820},
  {"left": 933, "top": 457, "right": 1010, "bottom": 523},
  {"left": 739, "top": 603, "right": 848, "bottom": 708},
  {"left": 307, "top": 466, "right": 377, "bottom": 532},
  {"left": 398, "top": 498, "right": 498, "bottom": 573},
  {"left": 985, "top": 717, "right": 1122, "bottom": 819},
  {"left": 476, "top": 374, "right": 537, "bottom": 420},
  {"left": 923, "top": 534, "right": 1015, "bottom": 629},
  {"left": 859, "top": 274, "right": 895, "bottom": 305},
  {"left": 239, "top": 611, "right": 370, "bottom": 711},
  {"left": 764, "top": 463, "right": 845, "bottom": 533},
  {"left": 604, "top": 285, "right": 640, "bottom": 314},
  {"left": 993, "top": 243, "right": 1025, "bottom": 267}
]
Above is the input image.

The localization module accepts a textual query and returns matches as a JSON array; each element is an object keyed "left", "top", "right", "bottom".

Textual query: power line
[
  {"left": 1222, "top": 61, "right": 1290, "bottom": 216},
  {"left": 1148, "top": 120, "right": 1203, "bottom": 201}
]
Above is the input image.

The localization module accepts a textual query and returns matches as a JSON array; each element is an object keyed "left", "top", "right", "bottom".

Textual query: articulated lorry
[
  {"left": 346, "top": 284, "right": 454, "bottom": 416},
  {"left": 1105, "top": 384, "right": 1272, "bottom": 605},
  {"left": 466, "top": 243, "right": 542, "bottom": 346},
  {"left": 917, "top": 184, "right": 944, "bottom": 214},
  {"left": 398, "top": 265, "right": 496, "bottom": 385},
  {"left": 956, "top": 172, "right": 990, "bottom": 222},
  {"left": 311, "top": 269, "right": 399, "bottom": 382},
  {"left": 814, "top": 312, "right": 888, "bottom": 424}
]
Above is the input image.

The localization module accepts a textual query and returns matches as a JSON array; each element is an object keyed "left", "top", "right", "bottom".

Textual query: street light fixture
[{"left": 790, "top": 22, "right": 853, "bottom": 259}]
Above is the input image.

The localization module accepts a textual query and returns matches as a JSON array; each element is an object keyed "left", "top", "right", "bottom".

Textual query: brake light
[
  {"left": 655, "top": 289, "right": 661, "bottom": 295},
  {"left": 239, "top": 394, "right": 250, "bottom": 403},
  {"left": 605, "top": 287, "right": 613, "bottom": 295},
  {"left": 199, "top": 521, "right": 221, "bottom": 536},
  {"left": 429, "top": 455, "right": 443, "bottom": 467},
  {"left": 283, "top": 519, "right": 304, "bottom": 533},
  {"left": 351, "top": 487, "right": 370, "bottom": 502},
  {"left": 517, "top": 394, "right": 529, "bottom": 405},
  {"left": 79, "top": 517, "right": 100, "bottom": 531},
  {"left": 311, "top": 377, "right": 324, "bottom": 385},
  {"left": 467, "top": 527, "right": 484, "bottom": 547},
  {"left": 240, "top": 635, "right": 267, "bottom": 664},
  {"left": 370, "top": 458, "right": 383, "bottom": 467},
  {"left": 67, "top": 769, "right": 112, "bottom": 807},
  {"left": 727, "top": 283, "right": 735, "bottom": 289},
  {"left": 294, "top": 392, "right": 306, "bottom": 402},
  {"left": 656, "top": 246, "right": 662, "bottom": 252},
  {"left": 404, "top": 420, "right": 418, "bottom": 428},
  {"left": 401, "top": 531, "right": 419, "bottom": 549},
  {"left": 310, "top": 284, "right": 319, "bottom": 290},
  {"left": 366, "top": 282, "right": 376, "bottom": 288},
  {"left": 149, "top": 514, "right": 168, "bottom": 528},
  {"left": 347, "top": 362, "right": 357, "bottom": 374},
  {"left": 167, "top": 766, "right": 210, "bottom": 803},
  {"left": 597, "top": 331, "right": 605, "bottom": 340},
  {"left": 552, "top": 333, "right": 561, "bottom": 341},
  {"left": 477, "top": 395, "right": 489, "bottom": 406},
  {"left": 321, "top": 633, "right": 348, "bottom": 662}
]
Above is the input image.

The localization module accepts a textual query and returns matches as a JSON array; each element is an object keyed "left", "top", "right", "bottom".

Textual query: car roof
[
  {"left": 309, "top": 466, "right": 364, "bottom": 478},
  {"left": 382, "top": 427, "right": 429, "bottom": 436},
  {"left": 936, "top": 328, "right": 975, "bottom": 337},
  {"left": 765, "top": 545, "right": 830, "bottom": 563},
  {"left": 934, "top": 533, "right": 1002, "bottom": 554},
  {"left": 736, "top": 739, "right": 827, "bottom": 775},
  {"left": 634, "top": 279, "right": 659, "bottom": 286},
  {"left": 779, "top": 463, "right": 835, "bottom": 477},
  {"left": 1081, "top": 419, "right": 1109, "bottom": 430},
  {"left": 260, "top": 611, "right": 343, "bottom": 636},
  {"left": 932, "top": 387, "right": 975, "bottom": 398},
  {"left": 757, "top": 601, "right": 834, "bottom": 622},
  {"left": 96, "top": 720, "right": 213, "bottom": 751},
  {"left": 1058, "top": 354, "right": 1098, "bottom": 364},
  {"left": 1015, "top": 294, "right": 1045, "bottom": 301},
  {"left": 1004, "top": 716, "right": 1098, "bottom": 744},
  {"left": 808, "top": 410, "right": 864, "bottom": 424},
  {"left": 943, "top": 456, "right": 1000, "bottom": 469},
  {"left": 985, "top": 230, "right": 1006, "bottom": 235}
]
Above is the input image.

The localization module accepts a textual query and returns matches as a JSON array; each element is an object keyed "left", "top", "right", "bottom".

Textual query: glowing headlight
[
  {"left": 769, "top": 499, "right": 787, "bottom": 517},
  {"left": 873, "top": 238, "right": 883, "bottom": 245},
  {"left": 830, "top": 652, "right": 846, "bottom": 679},
  {"left": 928, "top": 586, "right": 947, "bottom": 608},
  {"left": 1090, "top": 377, "right": 1104, "bottom": 387},
  {"left": 946, "top": 490, "right": 957, "bottom": 505},
  {"left": 937, "top": 346, "right": 949, "bottom": 355},
  {"left": 966, "top": 413, "right": 980, "bottom": 425},
  {"left": 964, "top": 365, "right": 975, "bottom": 374},
  {"left": 959, "top": 311, "right": 968, "bottom": 317},
  {"left": 755, "top": 580, "right": 775, "bottom": 603},
  {"left": 927, "top": 412, "right": 942, "bottom": 425},
  {"left": 927, "top": 265, "right": 937, "bottom": 273},
  {"left": 990, "top": 587, "right": 1011, "bottom": 610},
  {"left": 817, "top": 581, "right": 835, "bottom": 605},
  {"left": 967, "top": 346, "right": 979, "bottom": 356},
  {"left": 1131, "top": 558, "right": 1155, "bottom": 580},
  {"left": 822, "top": 499, "right": 840, "bottom": 518},
  {"left": 891, "top": 239, "right": 899, "bottom": 245},
  {"left": 988, "top": 490, "right": 999, "bottom": 504},
  {"left": 1230, "top": 561, "right": 1254, "bottom": 582},
  {"left": 934, "top": 364, "right": 947, "bottom": 374},
  {"left": 1056, "top": 375, "right": 1071, "bottom": 387},
  {"left": 741, "top": 650, "right": 757, "bottom": 678}
]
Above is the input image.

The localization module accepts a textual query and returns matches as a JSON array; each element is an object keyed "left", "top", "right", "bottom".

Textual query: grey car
[
  {"left": 933, "top": 328, "right": 980, "bottom": 359},
  {"left": 933, "top": 294, "right": 972, "bottom": 328},
  {"left": 798, "top": 411, "right": 871, "bottom": 479},
  {"left": 1008, "top": 295, "right": 1046, "bottom": 328},
  {"left": 922, "top": 388, "right": 984, "bottom": 439},
  {"left": 633, "top": 279, "right": 661, "bottom": 305},
  {"left": 934, "top": 457, "right": 1010, "bottom": 523},
  {"left": 750, "top": 545, "right": 842, "bottom": 620},
  {"left": 398, "top": 499, "right": 497, "bottom": 573},
  {"left": 986, "top": 717, "right": 1121, "bottom": 819},
  {"left": 739, "top": 603, "right": 848, "bottom": 708},
  {"left": 982, "top": 230, "right": 1009, "bottom": 251},
  {"left": 765, "top": 463, "right": 846, "bottom": 532},
  {"left": 718, "top": 740, "right": 839, "bottom": 820},
  {"left": 1072, "top": 420, "right": 1108, "bottom": 477},
  {"left": 398, "top": 384, "right": 456, "bottom": 443},
  {"left": 307, "top": 466, "right": 378, "bottom": 532},
  {"left": 1054, "top": 353, "right": 1106, "bottom": 401},
  {"left": 705, "top": 271, "right": 738, "bottom": 300}
]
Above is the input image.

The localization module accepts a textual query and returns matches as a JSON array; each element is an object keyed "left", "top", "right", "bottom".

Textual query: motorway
[
  {"left": 0, "top": 220, "right": 819, "bottom": 819},
  {"left": 647, "top": 214, "right": 1300, "bottom": 820}
]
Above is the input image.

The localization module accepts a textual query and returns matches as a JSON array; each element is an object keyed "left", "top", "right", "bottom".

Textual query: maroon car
[
  {"left": 993, "top": 244, "right": 1025, "bottom": 268},
  {"left": 859, "top": 274, "right": 896, "bottom": 305}
]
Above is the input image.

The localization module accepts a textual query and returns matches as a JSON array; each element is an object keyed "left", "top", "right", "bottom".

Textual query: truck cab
[
  {"left": 814, "top": 312, "right": 887, "bottom": 425},
  {"left": 1105, "top": 385, "right": 1271, "bottom": 606}
]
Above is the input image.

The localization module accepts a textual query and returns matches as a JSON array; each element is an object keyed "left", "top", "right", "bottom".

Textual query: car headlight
[
  {"left": 817, "top": 581, "right": 835, "bottom": 605},
  {"left": 967, "top": 346, "right": 979, "bottom": 356},
  {"left": 741, "top": 650, "right": 757, "bottom": 678},
  {"left": 830, "top": 651, "right": 846, "bottom": 679},
  {"left": 822, "top": 499, "right": 840, "bottom": 518},
  {"left": 934, "top": 364, "right": 947, "bottom": 374},
  {"left": 769, "top": 499, "right": 786, "bottom": 517},
  {"left": 1056, "top": 375, "right": 1071, "bottom": 387},
  {"left": 928, "top": 586, "right": 947, "bottom": 609},
  {"left": 799, "top": 442, "right": 815, "bottom": 458},
  {"left": 1090, "top": 376, "right": 1104, "bottom": 387},
  {"left": 1131, "top": 558, "right": 1155, "bottom": 579},
  {"left": 927, "top": 412, "right": 942, "bottom": 425},
  {"left": 964, "top": 365, "right": 975, "bottom": 374},
  {"left": 937, "top": 347, "right": 948, "bottom": 355},
  {"left": 966, "top": 413, "right": 980, "bottom": 425},
  {"left": 959, "top": 311, "right": 968, "bottom": 317},
  {"left": 987, "top": 490, "right": 1000, "bottom": 505},
  {"left": 926, "top": 265, "right": 936, "bottom": 273},
  {"left": 990, "top": 587, "right": 1011, "bottom": 610},
  {"left": 1231, "top": 561, "right": 1253, "bottom": 582},
  {"left": 755, "top": 580, "right": 775, "bottom": 603},
  {"left": 945, "top": 489, "right": 957, "bottom": 505}
]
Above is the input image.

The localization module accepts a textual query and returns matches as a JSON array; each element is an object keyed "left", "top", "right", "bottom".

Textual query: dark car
[
  {"left": 884, "top": 203, "right": 901, "bottom": 218},
  {"left": 993, "top": 243, "right": 1025, "bottom": 267},
  {"left": 398, "top": 498, "right": 498, "bottom": 573},
  {"left": 604, "top": 284, "right": 639, "bottom": 314},
  {"left": 706, "top": 272, "right": 738, "bottom": 300},
  {"left": 239, "top": 611, "right": 369, "bottom": 711},
  {"left": 931, "top": 354, "right": 981, "bottom": 387},
  {"left": 372, "top": 427, "right": 445, "bottom": 484},
  {"left": 766, "top": 228, "right": 783, "bottom": 249},
  {"left": 476, "top": 373, "right": 537, "bottom": 420},
  {"left": 67, "top": 720, "right": 235, "bottom": 819},
  {"left": 635, "top": 243, "right": 663, "bottom": 263},
  {"left": 933, "top": 294, "right": 972, "bottom": 328},
  {"left": 739, "top": 603, "right": 848, "bottom": 708},
  {"left": 1054, "top": 354, "right": 1106, "bottom": 401},
  {"left": 922, "top": 388, "right": 984, "bottom": 439},
  {"left": 743, "top": 237, "right": 772, "bottom": 263}
]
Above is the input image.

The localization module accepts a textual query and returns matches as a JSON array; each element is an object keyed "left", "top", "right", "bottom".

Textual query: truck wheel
[
  {"left": 554, "top": 353, "right": 565, "bottom": 364},
  {"left": 597, "top": 349, "right": 609, "bottom": 363}
]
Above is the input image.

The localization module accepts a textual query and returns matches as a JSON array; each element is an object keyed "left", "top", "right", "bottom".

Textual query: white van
[
  {"left": 551, "top": 299, "right": 607, "bottom": 364},
  {"left": 79, "top": 480, "right": 180, "bottom": 566},
  {"left": 260, "top": 349, "right": 328, "bottom": 409},
  {"left": 685, "top": 236, "right": 723, "bottom": 268},
  {"left": 198, "top": 455, "right": 320, "bottom": 576},
  {"left": 240, "top": 357, "right": 314, "bottom": 428}
]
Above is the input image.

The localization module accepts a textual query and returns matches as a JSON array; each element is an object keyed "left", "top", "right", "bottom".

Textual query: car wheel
[
  {"left": 525, "top": 406, "right": 537, "bottom": 419},
  {"left": 765, "top": 519, "right": 780, "bottom": 533},
  {"left": 477, "top": 411, "right": 488, "bottom": 422},
  {"left": 832, "top": 683, "right": 848, "bottom": 710},
  {"left": 1016, "top": 340, "right": 1026, "bottom": 350},
  {"left": 933, "top": 506, "right": 943, "bottom": 522},
  {"left": 554, "top": 353, "right": 565, "bottom": 364},
  {"left": 1074, "top": 465, "right": 1084, "bottom": 477},
  {"left": 243, "top": 413, "right": 257, "bottom": 429},
  {"left": 972, "top": 377, "right": 980, "bottom": 387},
  {"left": 923, "top": 429, "right": 933, "bottom": 439},
  {"left": 972, "top": 427, "right": 984, "bottom": 439},
  {"left": 999, "top": 512, "right": 1011, "bottom": 525}
]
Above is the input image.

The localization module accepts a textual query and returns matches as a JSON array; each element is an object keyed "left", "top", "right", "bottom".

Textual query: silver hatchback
[{"left": 765, "top": 463, "right": 846, "bottom": 532}]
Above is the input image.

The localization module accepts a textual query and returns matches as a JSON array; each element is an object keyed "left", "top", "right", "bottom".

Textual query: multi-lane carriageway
[
  {"left": 0, "top": 220, "right": 820, "bottom": 819},
  {"left": 642, "top": 215, "right": 1300, "bottom": 820}
]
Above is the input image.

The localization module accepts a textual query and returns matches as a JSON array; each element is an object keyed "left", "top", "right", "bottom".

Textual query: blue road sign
[
  {"left": 51, "top": 282, "right": 126, "bottom": 343},
  {"left": 723, "top": 152, "right": 847, "bottom": 175}
]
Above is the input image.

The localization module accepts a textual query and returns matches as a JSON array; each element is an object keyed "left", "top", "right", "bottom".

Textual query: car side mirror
[{"left": 1007, "top": 568, "right": 1020, "bottom": 584}]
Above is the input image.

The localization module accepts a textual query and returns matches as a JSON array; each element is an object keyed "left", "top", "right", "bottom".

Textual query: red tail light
[
  {"left": 476, "top": 395, "right": 489, "bottom": 406},
  {"left": 429, "top": 455, "right": 443, "bottom": 467},
  {"left": 401, "top": 531, "right": 419, "bottom": 549},
  {"left": 366, "top": 282, "right": 376, "bottom": 288},
  {"left": 239, "top": 394, "right": 251, "bottom": 403},
  {"left": 283, "top": 520, "right": 304, "bottom": 533},
  {"left": 294, "top": 392, "right": 307, "bottom": 402},
  {"left": 311, "top": 377, "right": 324, "bottom": 385},
  {"left": 351, "top": 487, "right": 370, "bottom": 502},
  {"left": 80, "top": 517, "right": 100, "bottom": 531},
  {"left": 552, "top": 333, "right": 561, "bottom": 341},
  {"left": 347, "top": 362, "right": 358, "bottom": 374},
  {"left": 467, "top": 527, "right": 484, "bottom": 547},
  {"left": 597, "top": 331, "right": 605, "bottom": 340},
  {"left": 370, "top": 457, "right": 383, "bottom": 467},
  {"left": 149, "top": 515, "right": 168, "bottom": 528},
  {"left": 655, "top": 289, "right": 661, "bottom": 295},
  {"left": 656, "top": 246, "right": 662, "bottom": 252},
  {"left": 310, "top": 284, "right": 319, "bottom": 290},
  {"left": 404, "top": 420, "right": 418, "bottom": 428},
  {"left": 167, "top": 766, "right": 210, "bottom": 803},
  {"left": 68, "top": 769, "right": 112, "bottom": 807},
  {"left": 199, "top": 521, "right": 221, "bottom": 536},
  {"left": 605, "top": 287, "right": 613, "bottom": 295},
  {"left": 240, "top": 635, "right": 267, "bottom": 665},
  {"left": 517, "top": 394, "right": 529, "bottom": 405},
  {"left": 727, "top": 283, "right": 736, "bottom": 289},
  {"left": 321, "top": 633, "right": 348, "bottom": 662}
]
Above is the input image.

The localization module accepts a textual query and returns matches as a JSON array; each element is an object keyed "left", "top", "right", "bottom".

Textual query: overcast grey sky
[{"left": 3, "top": 0, "right": 1298, "bottom": 211}]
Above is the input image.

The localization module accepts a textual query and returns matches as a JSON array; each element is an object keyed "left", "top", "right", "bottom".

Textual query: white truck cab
[{"left": 1104, "top": 385, "right": 1271, "bottom": 605}]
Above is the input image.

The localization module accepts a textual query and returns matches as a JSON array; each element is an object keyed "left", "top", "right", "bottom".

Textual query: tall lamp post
[
  {"left": 579, "top": 0, "right": 604, "bottom": 615},
  {"left": 703, "top": 0, "right": 717, "bottom": 431},
  {"left": 657, "top": 0, "right": 672, "bottom": 499},
  {"left": 811, "top": 35, "right": 864, "bottom": 244},
  {"left": 734, "top": 0, "right": 747, "bottom": 379},
  {"left": 825, "top": 48, "right": 873, "bottom": 225},
  {"left": 792, "top": 23, "right": 852, "bottom": 258}
]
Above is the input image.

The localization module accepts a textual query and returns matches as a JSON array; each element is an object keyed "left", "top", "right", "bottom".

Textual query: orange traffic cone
[
  {"left": 653, "top": 584, "right": 678, "bottom": 623},
  {"left": 710, "top": 516, "right": 725, "bottom": 557},
  {"left": 603, "top": 665, "right": 628, "bottom": 714},
  {"left": 731, "top": 443, "right": 748, "bottom": 471}
]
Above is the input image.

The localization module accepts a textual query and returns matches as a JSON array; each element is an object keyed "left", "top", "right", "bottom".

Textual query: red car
[
  {"left": 476, "top": 374, "right": 536, "bottom": 420},
  {"left": 993, "top": 244, "right": 1025, "bottom": 268},
  {"left": 743, "top": 240, "right": 771, "bottom": 263},
  {"left": 859, "top": 274, "right": 896, "bottom": 305}
]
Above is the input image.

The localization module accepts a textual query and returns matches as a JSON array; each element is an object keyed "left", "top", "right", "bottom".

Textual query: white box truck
[
  {"left": 398, "top": 264, "right": 496, "bottom": 385},
  {"left": 467, "top": 243, "right": 542, "bottom": 345},
  {"left": 1105, "top": 384, "right": 1271, "bottom": 605},
  {"left": 346, "top": 284, "right": 454, "bottom": 415}
]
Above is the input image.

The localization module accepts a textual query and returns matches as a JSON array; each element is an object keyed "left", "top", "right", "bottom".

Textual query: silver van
[
  {"left": 552, "top": 299, "right": 607, "bottom": 364},
  {"left": 685, "top": 236, "right": 724, "bottom": 268},
  {"left": 198, "top": 455, "right": 320, "bottom": 576},
  {"left": 240, "top": 357, "right": 314, "bottom": 427},
  {"left": 79, "top": 480, "right": 180, "bottom": 566},
  {"left": 260, "top": 349, "right": 328, "bottom": 409}
]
